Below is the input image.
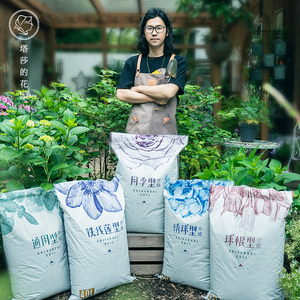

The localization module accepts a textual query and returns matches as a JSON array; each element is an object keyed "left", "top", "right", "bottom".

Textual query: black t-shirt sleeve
[{"left": 116, "top": 55, "right": 138, "bottom": 90}]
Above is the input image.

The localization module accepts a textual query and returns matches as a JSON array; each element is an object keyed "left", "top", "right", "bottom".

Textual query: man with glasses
[{"left": 116, "top": 7, "right": 187, "bottom": 135}]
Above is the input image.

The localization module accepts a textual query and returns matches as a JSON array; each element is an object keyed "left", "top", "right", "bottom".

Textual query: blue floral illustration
[
  {"left": 165, "top": 176, "right": 233, "bottom": 218},
  {"left": 55, "top": 177, "right": 122, "bottom": 220}
]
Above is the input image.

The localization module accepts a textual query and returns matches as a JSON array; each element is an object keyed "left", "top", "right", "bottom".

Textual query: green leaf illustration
[
  {"left": 23, "top": 212, "right": 39, "bottom": 225},
  {"left": 0, "top": 216, "right": 14, "bottom": 235},
  {"left": 43, "top": 190, "right": 57, "bottom": 211},
  {"left": 3, "top": 200, "right": 18, "bottom": 213}
]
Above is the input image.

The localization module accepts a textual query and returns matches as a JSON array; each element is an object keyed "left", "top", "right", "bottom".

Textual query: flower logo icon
[
  {"left": 9, "top": 9, "right": 39, "bottom": 41},
  {"left": 14, "top": 15, "right": 33, "bottom": 35}
]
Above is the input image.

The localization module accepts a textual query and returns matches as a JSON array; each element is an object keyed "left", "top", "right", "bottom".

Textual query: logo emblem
[{"left": 9, "top": 9, "right": 39, "bottom": 40}]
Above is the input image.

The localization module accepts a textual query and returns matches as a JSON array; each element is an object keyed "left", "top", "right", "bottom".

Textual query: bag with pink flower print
[
  {"left": 110, "top": 132, "right": 188, "bottom": 233},
  {"left": 54, "top": 177, "right": 134, "bottom": 300},
  {"left": 207, "top": 185, "right": 293, "bottom": 300}
]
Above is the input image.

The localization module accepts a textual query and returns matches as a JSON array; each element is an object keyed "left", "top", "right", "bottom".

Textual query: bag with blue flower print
[
  {"left": 207, "top": 185, "right": 293, "bottom": 300},
  {"left": 110, "top": 132, "right": 188, "bottom": 233},
  {"left": 162, "top": 176, "right": 233, "bottom": 291},
  {"left": 0, "top": 187, "right": 70, "bottom": 300},
  {"left": 54, "top": 177, "right": 134, "bottom": 300}
]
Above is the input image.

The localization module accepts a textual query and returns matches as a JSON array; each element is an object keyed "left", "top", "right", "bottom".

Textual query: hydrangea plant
[{"left": 0, "top": 85, "right": 92, "bottom": 192}]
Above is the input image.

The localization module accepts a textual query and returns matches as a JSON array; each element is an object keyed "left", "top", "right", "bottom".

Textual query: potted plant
[
  {"left": 218, "top": 84, "right": 271, "bottom": 142},
  {"left": 251, "top": 32, "right": 263, "bottom": 56}
]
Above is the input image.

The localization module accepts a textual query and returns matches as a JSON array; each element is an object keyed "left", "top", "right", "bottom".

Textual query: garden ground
[{"left": 0, "top": 271, "right": 207, "bottom": 300}]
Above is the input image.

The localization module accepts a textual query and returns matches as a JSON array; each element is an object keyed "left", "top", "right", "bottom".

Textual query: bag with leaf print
[
  {"left": 162, "top": 176, "right": 233, "bottom": 291},
  {"left": 0, "top": 187, "right": 70, "bottom": 300},
  {"left": 54, "top": 177, "right": 134, "bottom": 300},
  {"left": 110, "top": 132, "right": 188, "bottom": 233},
  {"left": 207, "top": 185, "right": 293, "bottom": 300}
]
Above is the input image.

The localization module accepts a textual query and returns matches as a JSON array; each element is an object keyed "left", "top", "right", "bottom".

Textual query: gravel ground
[{"left": 45, "top": 275, "right": 207, "bottom": 300}]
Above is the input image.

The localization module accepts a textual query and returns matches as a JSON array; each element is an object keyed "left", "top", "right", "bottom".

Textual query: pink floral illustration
[{"left": 210, "top": 185, "right": 293, "bottom": 232}]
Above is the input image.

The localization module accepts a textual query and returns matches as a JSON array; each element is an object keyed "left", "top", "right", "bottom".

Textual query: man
[{"left": 116, "top": 7, "right": 187, "bottom": 135}]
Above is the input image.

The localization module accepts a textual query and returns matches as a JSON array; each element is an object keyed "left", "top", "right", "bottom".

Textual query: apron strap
[
  {"left": 135, "top": 54, "right": 142, "bottom": 78},
  {"left": 136, "top": 54, "right": 176, "bottom": 78}
]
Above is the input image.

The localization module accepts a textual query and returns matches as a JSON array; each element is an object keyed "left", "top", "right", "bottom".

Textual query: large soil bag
[
  {"left": 207, "top": 185, "right": 293, "bottom": 300},
  {"left": 54, "top": 177, "right": 134, "bottom": 300},
  {"left": 0, "top": 187, "right": 70, "bottom": 300},
  {"left": 110, "top": 133, "right": 188, "bottom": 233},
  {"left": 162, "top": 177, "right": 233, "bottom": 291}
]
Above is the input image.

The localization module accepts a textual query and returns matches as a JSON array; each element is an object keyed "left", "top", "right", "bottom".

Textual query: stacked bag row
[
  {"left": 0, "top": 133, "right": 294, "bottom": 300},
  {"left": 162, "top": 177, "right": 293, "bottom": 300},
  {"left": 0, "top": 133, "right": 188, "bottom": 300}
]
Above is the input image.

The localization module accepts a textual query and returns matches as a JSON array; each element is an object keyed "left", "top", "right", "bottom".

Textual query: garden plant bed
[{"left": 44, "top": 275, "right": 207, "bottom": 300}]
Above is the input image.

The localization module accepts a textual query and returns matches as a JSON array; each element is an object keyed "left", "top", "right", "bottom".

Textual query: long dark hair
[{"left": 137, "top": 8, "right": 174, "bottom": 55}]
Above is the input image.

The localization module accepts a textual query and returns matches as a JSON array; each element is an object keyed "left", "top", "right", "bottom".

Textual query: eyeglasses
[{"left": 144, "top": 25, "right": 166, "bottom": 34}]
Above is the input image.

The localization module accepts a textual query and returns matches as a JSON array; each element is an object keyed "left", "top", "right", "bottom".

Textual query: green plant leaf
[
  {"left": 8, "top": 165, "right": 20, "bottom": 179},
  {"left": 46, "top": 144, "right": 61, "bottom": 158},
  {"left": 67, "top": 135, "right": 78, "bottom": 146},
  {"left": 233, "top": 169, "right": 248, "bottom": 185},
  {"left": 31, "top": 89, "right": 43, "bottom": 97},
  {"left": 63, "top": 109, "right": 76, "bottom": 124},
  {"left": 278, "top": 172, "right": 300, "bottom": 184},
  {"left": 41, "top": 85, "right": 49, "bottom": 96},
  {"left": 261, "top": 168, "right": 274, "bottom": 183},
  {"left": 41, "top": 183, "right": 54, "bottom": 191},
  {"left": 10, "top": 149, "right": 25, "bottom": 160},
  {"left": 20, "top": 134, "right": 35, "bottom": 147},
  {"left": 292, "top": 198, "right": 300, "bottom": 209},
  {"left": 51, "top": 163, "right": 69, "bottom": 172},
  {"left": 0, "top": 147, "right": 19, "bottom": 161},
  {"left": 0, "top": 170, "right": 9, "bottom": 179},
  {"left": 50, "top": 121, "right": 67, "bottom": 135},
  {"left": 0, "top": 135, "right": 11, "bottom": 142},
  {"left": 269, "top": 159, "right": 282, "bottom": 173},
  {"left": 6, "top": 180, "right": 25, "bottom": 192},
  {"left": 0, "top": 124, "right": 17, "bottom": 137},
  {"left": 26, "top": 157, "right": 46, "bottom": 164},
  {"left": 52, "top": 153, "right": 64, "bottom": 165},
  {"left": 70, "top": 126, "right": 90, "bottom": 136}
]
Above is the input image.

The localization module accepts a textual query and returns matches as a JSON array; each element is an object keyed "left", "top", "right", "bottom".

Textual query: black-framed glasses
[{"left": 144, "top": 25, "right": 166, "bottom": 34}]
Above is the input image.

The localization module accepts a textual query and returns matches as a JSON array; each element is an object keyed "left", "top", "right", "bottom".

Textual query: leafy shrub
[
  {"left": 177, "top": 85, "right": 231, "bottom": 178},
  {"left": 279, "top": 210, "right": 300, "bottom": 299},
  {"left": 78, "top": 70, "right": 131, "bottom": 179},
  {"left": 194, "top": 146, "right": 300, "bottom": 190},
  {"left": 0, "top": 86, "right": 92, "bottom": 191}
]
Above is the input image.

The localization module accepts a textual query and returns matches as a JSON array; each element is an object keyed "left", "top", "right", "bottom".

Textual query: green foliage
[
  {"left": 177, "top": 85, "right": 231, "bottom": 178},
  {"left": 279, "top": 261, "right": 300, "bottom": 300},
  {"left": 55, "top": 28, "right": 102, "bottom": 45},
  {"left": 0, "top": 86, "right": 92, "bottom": 191},
  {"left": 194, "top": 146, "right": 300, "bottom": 190},
  {"left": 219, "top": 94, "right": 242, "bottom": 133},
  {"left": 176, "top": 0, "right": 254, "bottom": 31},
  {"left": 78, "top": 70, "right": 131, "bottom": 179},
  {"left": 217, "top": 85, "right": 271, "bottom": 125},
  {"left": 279, "top": 210, "right": 300, "bottom": 300}
]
